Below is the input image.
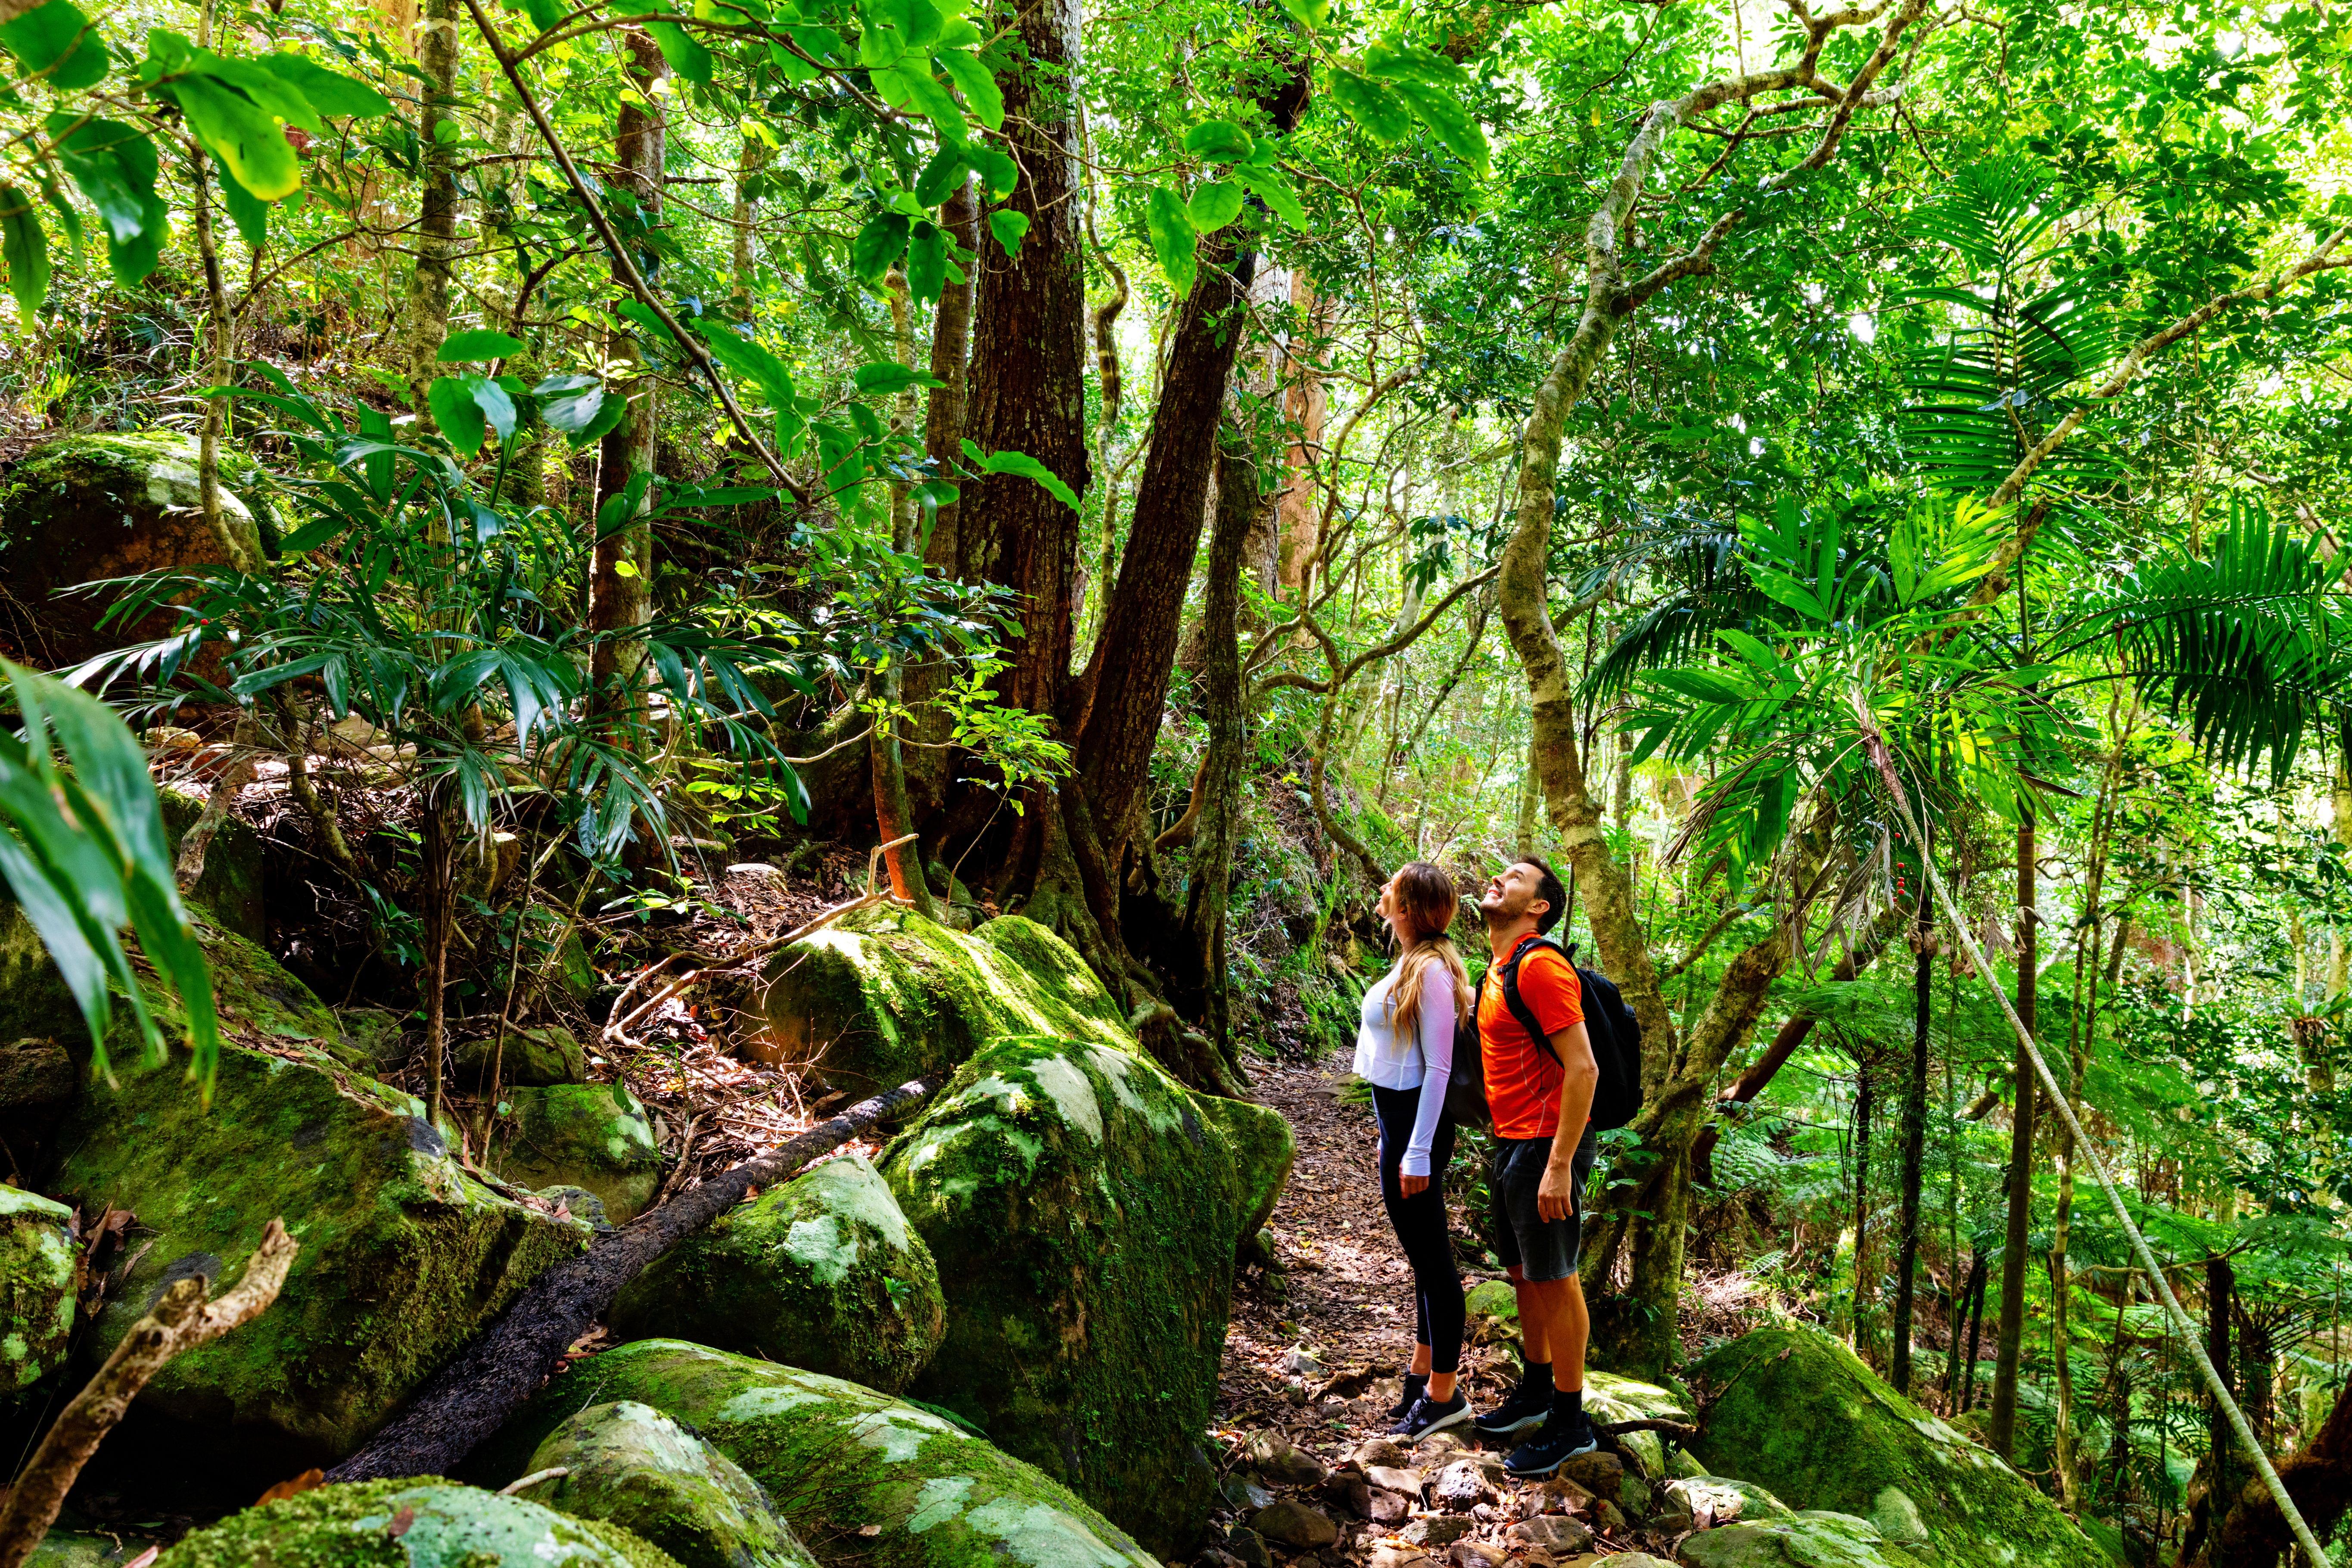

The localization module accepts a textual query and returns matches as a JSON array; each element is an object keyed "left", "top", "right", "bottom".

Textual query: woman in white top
[{"left": 1353, "top": 859, "right": 1474, "bottom": 1437}]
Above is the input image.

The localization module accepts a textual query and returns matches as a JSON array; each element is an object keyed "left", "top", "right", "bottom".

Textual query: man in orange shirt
[{"left": 1468, "top": 858, "right": 1602, "bottom": 1476}]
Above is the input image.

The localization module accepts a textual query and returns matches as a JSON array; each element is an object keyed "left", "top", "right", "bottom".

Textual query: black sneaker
[
  {"left": 1503, "top": 1417, "right": 1599, "bottom": 1479},
  {"left": 1389, "top": 1391, "right": 1470, "bottom": 1439},
  {"left": 1386, "top": 1372, "right": 1428, "bottom": 1420},
  {"left": 1472, "top": 1378, "right": 1552, "bottom": 1439}
]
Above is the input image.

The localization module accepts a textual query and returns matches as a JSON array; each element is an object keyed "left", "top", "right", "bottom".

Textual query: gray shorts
[{"left": 1490, "top": 1129, "right": 1597, "bottom": 1284}]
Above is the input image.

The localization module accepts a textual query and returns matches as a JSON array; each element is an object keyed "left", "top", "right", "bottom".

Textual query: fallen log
[{"left": 327, "top": 1075, "right": 940, "bottom": 1484}]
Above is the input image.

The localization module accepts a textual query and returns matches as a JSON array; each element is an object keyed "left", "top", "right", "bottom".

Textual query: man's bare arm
[{"left": 1538, "top": 1020, "right": 1599, "bottom": 1222}]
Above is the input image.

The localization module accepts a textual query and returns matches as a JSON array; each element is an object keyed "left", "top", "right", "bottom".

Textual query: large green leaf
[
  {"left": 439, "top": 328, "right": 527, "bottom": 363},
  {"left": 219, "top": 171, "right": 265, "bottom": 249},
  {"left": 1145, "top": 186, "right": 1197, "bottom": 295},
  {"left": 1391, "top": 79, "right": 1487, "bottom": 175},
  {"left": 851, "top": 212, "right": 911, "bottom": 281},
  {"left": 1188, "top": 180, "right": 1244, "bottom": 233},
  {"left": 255, "top": 52, "right": 392, "bottom": 117},
  {"left": 854, "top": 360, "right": 942, "bottom": 395},
  {"left": 1232, "top": 164, "right": 1305, "bottom": 229},
  {"left": 1183, "top": 119, "right": 1254, "bottom": 162},
  {"left": 0, "top": 0, "right": 108, "bottom": 91},
  {"left": 961, "top": 438, "right": 1078, "bottom": 510},
  {"left": 171, "top": 75, "right": 302, "bottom": 201},
  {"left": 936, "top": 48, "right": 1002, "bottom": 131},
  {"left": 645, "top": 19, "right": 713, "bottom": 83},
  {"left": 1363, "top": 39, "right": 1468, "bottom": 85},
  {"left": 0, "top": 185, "right": 48, "bottom": 313},
  {"left": 986, "top": 208, "right": 1027, "bottom": 257},
  {"left": 428, "top": 374, "right": 487, "bottom": 455},
  {"left": 914, "top": 146, "right": 967, "bottom": 207},
  {"left": 47, "top": 116, "right": 159, "bottom": 244},
  {"left": 692, "top": 318, "right": 796, "bottom": 406},
  {"left": 1325, "top": 68, "right": 1412, "bottom": 142},
  {"left": 905, "top": 219, "right": 948, "bottom": 303}
]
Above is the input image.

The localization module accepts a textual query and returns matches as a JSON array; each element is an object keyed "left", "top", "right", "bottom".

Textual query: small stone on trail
[
  {"left": 1593, "top": 1500, "right": 1628, "bottom": 1533},
  {"left": 1246, "top": 1431, "right": 1329, "bottom": 1487},
  {"left": 1352, "top": 1438, "right": 1410, "bottom": 1470},
  {"left": 1448, "top": 1542, "right": 1507, "bottom": 1568},
  {"left": 1366, "top": 1546, "right": 1434, "bottom": 1568},
  {"left": 1251, "top": 1501, "right": 1340, "bottom": 1549},
  {"left": 1620, "top": 1473, "right": 1652, "bottom": 1521},
  {"left": 1363, "top": 1465, "right": 1423, "bottom": 1497},
  {"left": 1221, "top": 1474, "right": 1276, "bottom": 1512},
  {"left": 1412, "top": 1431, "right": 1468, "bottom": 1461},
  {"left": 1428, "top": 1460, "right": 1495, "bottom": 1512},
  {"left": 1401, "top": 1515, "right": 1473, "bottom": 1547},
  {"left": 1557, "top": 1450, "right": 1622, "bottom": 1501},
  {"left": 1322, "top": 1476, "right": 1370, "bottom": 1518},
  {"left": 1366, "top": 1490, "right": 1412, "bottom": 1525},
  {"left": 1278, "top": 1345, "right": 1326, "bottom": 1378},
  {"left": 1505, "top": 1515, "right": 1595, "bottom": 1552},
  {"left": 1225, "top": 1527, "right": 1273, "bottom": 1568}
]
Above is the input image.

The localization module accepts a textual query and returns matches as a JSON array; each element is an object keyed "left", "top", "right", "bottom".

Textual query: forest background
[{"left": 0, "top": 0, "right": 2346, "bottom": 1562}]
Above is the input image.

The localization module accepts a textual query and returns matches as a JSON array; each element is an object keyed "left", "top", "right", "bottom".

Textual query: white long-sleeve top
[{"left": 1351, "top": 964, "right": 1457, "bottom": 1178}]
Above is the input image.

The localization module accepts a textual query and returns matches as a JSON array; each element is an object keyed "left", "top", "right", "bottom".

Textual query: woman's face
[{"left": 1378, "top": 873, "right": 1412, "bottom": 945}]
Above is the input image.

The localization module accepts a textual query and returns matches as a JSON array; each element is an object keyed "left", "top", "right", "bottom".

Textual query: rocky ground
[{"left": 1210, "top": 1052, "right": 1688, "bottom": 1568}]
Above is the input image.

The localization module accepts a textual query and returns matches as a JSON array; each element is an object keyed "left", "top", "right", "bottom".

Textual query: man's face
[{"left": 1479, "top": 861, "right": 1548, "bottom": 925}]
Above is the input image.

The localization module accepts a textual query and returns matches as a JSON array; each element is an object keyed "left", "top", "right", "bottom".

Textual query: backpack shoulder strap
[{"left": 1499, "top": 936, "right": 1567, "bottom": 1065}]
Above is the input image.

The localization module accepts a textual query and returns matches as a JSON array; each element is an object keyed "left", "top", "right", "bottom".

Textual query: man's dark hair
[{"left": 1517, "top": 857, "right": 1567, "bottom": 936}]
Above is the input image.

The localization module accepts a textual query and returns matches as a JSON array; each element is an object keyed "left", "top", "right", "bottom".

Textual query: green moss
[
  {"left": 26, "top": 1529, "right": 163, "bottom": 1566},
  {"left": 1676, "top": 1511, "right": 1931, "bottom": 1568},
  {"left": 159, "top": 786, "right": 268, "bottom": 946},
  {"left": 0, "top": 1185, "right": 75, "bottom": 1397},
  {"left": 52, "top": 1036, "right": 588, "bottom": 1462},
  {"left": 470, "top": 1340, "right": 1157, "bottom": 1568},
  {"left": 879, "top": 1036, "right": 1285, "bottom": 1554},
  {"left": 155, "top": 1478, "right": 680, "bottom": 1568},
  {"left": 610, "top": 1152, "right": 943, "bottom": 1393},
  {"left": 456, "top": 1024, "right": 587, "bottom": 1090},
  {"left": 1194, "top": 1091, "right": 1294, "bottom": 1235},
  {"left": 494, "top": 1084, "right": 661, "bottom": 1224},
  {"left": 756, "top": 910, "right": 1131, "bottom": 1095},
  {"left": 1689, "top": 1328, "right": 2110, "bottom": 1568},
  {"left": 515, "top": 1400, "right": 818, "bottom": 1568}
]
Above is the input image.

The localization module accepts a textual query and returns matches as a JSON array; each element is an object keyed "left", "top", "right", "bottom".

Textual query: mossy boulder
[
  {"left": 470, "top": 1339, "right": 1158, "bottom": 1568},
  {"left": 0, "top": 1184, "right": 75, "bottom": 1398},
  {"left": 1676, "top": 1511, "right": 1929, "bottom": 1568},
  {"left": 27, "top": 1531, "right": 162, "bottom": 1566},
  {"left": 495, "top": 1084, "right": 662, "bottom": 1224},
  {"left": 51, "top": 1032, "right": 588, "bottom": 1469},
  {"left": 457, "top": 1024, "right": 588, "bottom": 1090},
  {"left": 610, "top": 1152, "right": 943, "bottom": 1393},
  {"left": 1689, "top": 1328, "right": 2110, "bottom": 1568},
  {"left": 154, "top": 1478, "right": 680, "bottom": 1567},
  {"left": 513, "top": 1400, "right": 817, "bottom": 1568},
  {"left": 880, "top": 1035, "right": 1294, "bottom": 1553},
  {"left": 0, "top": 432, "right": 279, "bottom": 671},
  {"left": 159, "top": 785, "right": 267, "bottom": 946},
  {"left": 755, "top": 909, "right": 1129, "bottom": 1095},
  {"left": 1589, "top": 1369, "right": 1693, "bottom": 1480}
]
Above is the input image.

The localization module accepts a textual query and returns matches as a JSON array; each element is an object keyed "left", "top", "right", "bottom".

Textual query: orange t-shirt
[{"left": 1478, "top": 936, "right": 1585, "bottom": 1141}]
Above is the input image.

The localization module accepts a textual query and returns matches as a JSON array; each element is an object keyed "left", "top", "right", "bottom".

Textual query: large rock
[
  {"left": 0, "top": 1184, "right": 75, "bottom": 1399},
  {"left": 610, "top": 1151, "right": 943, "bottom": 1393},
  {"left": 0, "top": 431, "right": 279, "bottom": 672},
  {"left": 495, "top": 1083, "right": 662, "bottom": 1224},
  {"left": 1677, "top": 1510, "right": 1928, "bottom": 1568},
  {"left": 154, "top": 1478, "right": 680, "bottom": 1566},
  {"left": 881, "top": 1035, "right": 1294, "bottom": 1553},
  {"left": 50, "top": 981, "right": 587, "bottom": 1468},
  {"left": 159, "top": 785, "right": 267, "bottom": 946},
  {"left": 1689, "top": 1328, "right": 2111, "bottom": 1568},
  {"left": 513, "top": 1400, "right": 817, "bottom": 1568},
  {"left": 457, "top": 1023, "right": 587, "bottom": 1089},
  {"left": 470, "top": 1338, "right": 1160, "bottom": 1568},
  {"left": 755, "top": 908, "right": 1131, "bottom": 1093}
]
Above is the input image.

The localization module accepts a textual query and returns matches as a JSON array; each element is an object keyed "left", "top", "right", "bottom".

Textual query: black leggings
[{"left": 1373, "top": 1083, "right": 1463, "bottom": 1375}]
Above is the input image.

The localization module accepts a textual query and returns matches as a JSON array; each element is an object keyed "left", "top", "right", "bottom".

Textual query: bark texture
[
  {"left": 1988, "top": 812, "right": 2037, "bottom": 1459},
  {"left": 403, "top": 0, "right": 460, "bottom": 399},
  {"left": 1182, "top": 421, "right": 1257, "bottom": 1058}
]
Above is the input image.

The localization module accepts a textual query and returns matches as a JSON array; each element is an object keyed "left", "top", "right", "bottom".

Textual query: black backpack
[{"left": 1444, "top": 936, "right": 1643, "bottom": 1132}]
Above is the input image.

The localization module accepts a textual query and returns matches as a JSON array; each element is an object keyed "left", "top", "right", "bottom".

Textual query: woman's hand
[{"left": 1400, "top": 1172, "right": 1429, "bottom": 1198}]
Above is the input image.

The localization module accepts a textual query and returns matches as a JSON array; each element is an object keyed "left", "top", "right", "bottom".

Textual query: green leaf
[
  {"left": 1232, "top": 165, "right": 1305, "bottom": 229},
  {"left": 1188, "top": 180, "right": 1244, "bottom": 232},
  {"left": 523, "top": 0, "right": 564, "bottom": 31},
  {"left": 1391, "top": 79, "right": 1487, "bottom": 174},
  {"left": 47, "top": 116, "right": 158, "bottom": 245},
  {"left": 935, "top": 47, "right": 1002, "bottom": 131},
  {"left": 428, "top": 374, "right": 487, "bottom": 456},
  {"left": 691, "top": 318, "right": 796, "bottom": 405},
  {"left": 0, "top": 186, "right": 48, "bottom": 314},
  {"left": 961, "top": 438, "right": 1078, "bottom": 511},
  {"left": 914, "top": 145, "right": 968, "bottom": 207},
  {"left": 644, "top": 19, "right": 712, "bottom": 83},
  {"left": 1183, "top": 119, "right": 1254, "bottom": 162},
  {"left": 905, "top": 219, "right": 947, "bottom": 303},
  {"left": 966, "top": 144, "right": 1017, "bottom": 199},
  {"left": 0, "top": 0, "right": 107, "bottom": 92},
  {"left": 876, "top": 63, "right": 964, "bottom": 134},
  {"left": 855, "top": 360, "right": 942, "bottom": 395},
  {"left": 105, "top": 192, "right": 166, "bottom": 286},
  {"left": 220, "top": 172, "right": 265, "bottom": 249},
  {"left": 470, "top": 375, "right": 517, "bottom": 443},
  {"left": 439, "top": 328, "right": 526, "bottom": 363},
  {"left": 532, "top": 372, "right": 612, "bottom": 445},
  {"left": 1144, "top": 186, "right": 1197, "bottom": 294},
  {"left": 1275, "top": 0, "right": 1325, "bottom": 28},
  {"left": 170, "top": 75, "right": 302, "bottom": 201},
  {"left": 1325, "top": 68, "right": 1412, "bottom": 142},
  {"left": 986, "top": 208, "right": 1027, "bottom": 257},
  {"left": 1363, "top": 40, "right": 1468, "bottom": 85},
  {"left": 851, "top": 211, "right": 910, "bottom": 281},
  {"left": 254, "top": 52, "right": 392, "bottom": 117}
]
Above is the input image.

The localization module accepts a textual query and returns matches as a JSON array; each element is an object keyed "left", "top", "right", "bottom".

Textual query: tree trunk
[
  {"left": 420, "top": 802, "right": 456, "bottom": 1126},
  {"left": 730, "top": 137, "right": 764, "bottom": 322},
  {"left": 404, "top": 0, "right": 460, "bottom": 399},
  {"left": 955, "top": 0, "right": 1089, "bottom": 719},
  {"left": 1074, "top": 243, "right": 1257, "bottom": 852},
  {"left": 924, "top": 176, "right": 979, "bottom": 571},
  {"left": 1275, "top": 271, "right": 1328, "bottom": 601},
  {"left": 876, "top": 271, "right": 938, "bottom": 921},
  {"left": 1852, "top": 1053, "right": 1879, "bottom": 1361},
  {"left": 588, "top": 29, "right": 667, "bottom": 733},
  {"left": 1949, "top": 1251, "right": 1986, "bottom": 1412},
  {"left": 2193, "top": 1343, "right": 2352, "bottom": 1567},
  {"left": 1890, "top": 887, "right": 1934, "bottom": 1394},
  {"left": 2192, "top": 1257, "right": 2237, "bottom": 1557},
  {"left": 1182, "top": 421, "right": 1255, "bottom": 1059},
  {"left": 1988, "top": 809, "right": 2038, "bottom": 1460}
]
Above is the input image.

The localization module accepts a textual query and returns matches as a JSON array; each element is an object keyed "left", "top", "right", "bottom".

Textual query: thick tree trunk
[
  {"left": 588, "top": 30, "right": 666, "bottom": 726},
  {"left": 730, "top": 137, "right": 763, "bottom": 323},
  {"left": 924, "top": 176, "right": 979, "bottom": 571},
  {"left": 1988, "top": 812, "right": 2037, "bottom": 1459},
  {"left": 403, "top": 0, "right": 460, "bottom": 398},
  {"left": 956, "top": 0, "right": 1089, "bottom": 719},
  {"left": 877, "top": 273, "right": 939, "bottom": 921},
  {"left": 1275, "top": 272, "right": 1328, "bottom": 601},
  {"left": 1073, "top": 244, "right": 1257, "bottom": 851},
  {"left": 1890, "top": 890, "right": 1933, "bottom": 1394}
]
